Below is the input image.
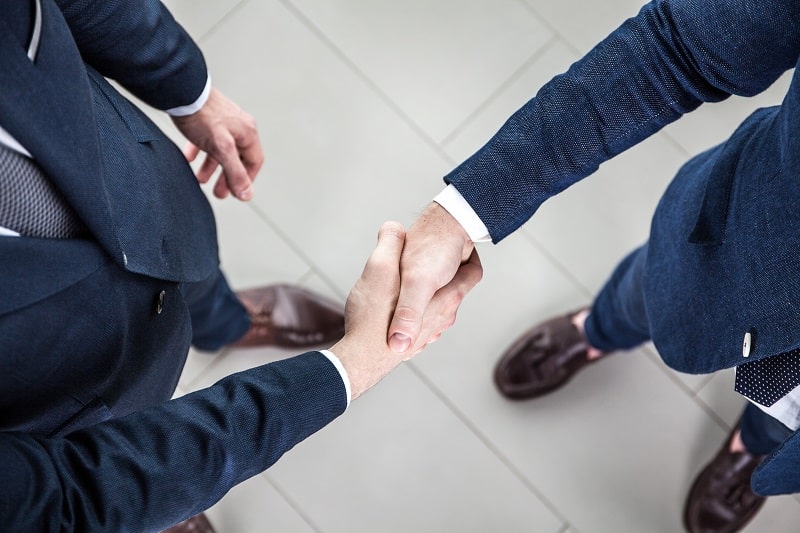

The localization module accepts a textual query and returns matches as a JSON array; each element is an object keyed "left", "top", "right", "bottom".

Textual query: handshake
[{"left": 333, "top": 208, "right": 483, "bottom": 400}]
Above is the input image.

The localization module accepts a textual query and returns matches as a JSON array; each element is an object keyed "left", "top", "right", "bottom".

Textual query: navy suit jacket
[
  {"left": 446, "top": 0, "right": 800, "bottom": 495},
  {"left": 0, "top": 1, "right": 346, "bottom": 530}
]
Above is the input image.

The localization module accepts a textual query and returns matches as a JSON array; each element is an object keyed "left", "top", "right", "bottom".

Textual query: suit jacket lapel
[{"left": 0, "top": 0, "right": 122, "bottom": 262}]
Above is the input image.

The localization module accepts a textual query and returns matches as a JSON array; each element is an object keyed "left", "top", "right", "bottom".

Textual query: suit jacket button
[
  {"left": 156, "top": 290, "right": 166, "bottom": 315},
  {"left": 742, "top": 331, "right": 752, "bottom": 358}
]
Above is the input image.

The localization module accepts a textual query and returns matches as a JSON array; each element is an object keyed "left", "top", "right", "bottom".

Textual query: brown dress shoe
[
  {"left": 162, "top": 513, "right": 216, "bottom": 533},
  {"left": 231, "top": 284, "right": 345, "bottom": 349},
  {"left": 494, "top": 309, "right": 600, "bottom": 400},
  {"left": 683, "top": 427, "right": 766, "bottom": 533}
]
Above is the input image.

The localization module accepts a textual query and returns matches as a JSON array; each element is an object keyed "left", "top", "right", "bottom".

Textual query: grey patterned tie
[{"left": 0, "top": 144, "right": 86, "bottom": 238}]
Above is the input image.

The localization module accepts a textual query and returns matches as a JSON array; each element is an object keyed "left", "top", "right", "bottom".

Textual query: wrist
[{"left": 330, "top": 336, "right": 402, "bottom": 401}]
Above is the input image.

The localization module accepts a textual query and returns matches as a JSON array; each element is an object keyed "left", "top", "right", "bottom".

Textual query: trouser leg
[
  {"left": 180, "top": 268, "right": 250, "bottom": 351},
  {"left": 739, "top": 402, "right": 794, "bottom": 455},
  {"left": 584, "top": 243, "right": 653, "bottom": 352}
]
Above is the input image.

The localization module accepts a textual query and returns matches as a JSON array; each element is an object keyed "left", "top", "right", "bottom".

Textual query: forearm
[
  {"left": 55, "top": 0, "right": 207, "bottom": 109},
  {"left": 0, "top": 352, "right": 345, "bottom": 531},
  {"left": 447, "top": 0, "right": 800, "bottom": 242}
]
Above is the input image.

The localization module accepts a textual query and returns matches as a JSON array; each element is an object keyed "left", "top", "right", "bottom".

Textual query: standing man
[
  {"left": 388, "top": 0, "right": 800, "bottom": 531},
  {"left": 0, "top": 0, "right": 352, "bottom": 529}
]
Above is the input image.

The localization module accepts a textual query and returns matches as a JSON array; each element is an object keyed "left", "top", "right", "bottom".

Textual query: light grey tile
[
  {"left": 442, "top": 39, "right": 580, "bottom": 163},
  {"left": 519, "top": 131, "right": 686, "bottom": 294},
  {"left": 267, "top": 365, "right": 563, "bottom": 533},
  {"left": 522, "top": 0, "right": 647, "bottom": 54},
  {"left": 434, "top": 346, "right": 728, "bottom": 532},
  {"left": 744, "top": 496, "right": 800, "bottom": 533},
  {"left": 206, "top": 197, "right": 312, "bottom": 290},
  {"left": 289, "top": 0, "right": 553, "bottom": 142},
  {"left": 205, "top": 473, "right": 315, "bottom": 533},
  {"left": 198, "top": 1, "right": 455, "bottom": 297},
  {"left": 161, "top": 0, "right": 243, "bottom": 41},
  {"left": 178, "top": 347, "right": 223, "bottom": 391},
  {"left": 695, "top": 368, "right": 747, "bottom": 429},
  {"left": 417, "top": 254, "right": 728, "bottom": 533}
]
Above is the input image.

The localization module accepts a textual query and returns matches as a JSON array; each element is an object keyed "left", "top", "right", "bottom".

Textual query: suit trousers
[
  {"left": 182, "top": 268, "right": 250, "bottom": 351},
  {"left": 585, "top": 242, "right": 793, "bottom": 455}
]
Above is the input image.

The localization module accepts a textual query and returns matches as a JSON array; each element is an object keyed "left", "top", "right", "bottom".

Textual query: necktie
[
  {"left": 735, "top": 348, "right": 800, "bottom": 407},
  {"left": 0, "top": 144, "right": 86, "bottom": 238}
]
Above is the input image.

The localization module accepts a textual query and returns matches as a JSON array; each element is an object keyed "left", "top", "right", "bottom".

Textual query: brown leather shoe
[
  {"left": 162, "top": 513, "right": 216, "bottom": 533},
  {"left": 231, "top": 284, "right": 345, "bottom": 349},
  {"left": 683, "top": 426, "right": 766, "bottom": 533},
  {"left": 494, "top": 309, "right": 601, "bottom": 400}
]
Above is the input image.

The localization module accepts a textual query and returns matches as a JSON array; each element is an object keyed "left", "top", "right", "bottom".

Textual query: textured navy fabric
[
  {"left": 0, "top": 0, "right": 218, "bottom": 283},
  {"left": 0, "top": 1, "right": 347, "bottom": 529},
  {"left": 447, "top": 0, "right": 800, "bottom": 495},
  {"left": 0, "top": 350, "right": 346, "bottom": 531}
]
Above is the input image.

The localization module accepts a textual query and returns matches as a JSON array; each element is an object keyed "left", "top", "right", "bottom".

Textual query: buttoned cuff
[{"left": 434, "top": 185, "right": 491, "bottom": 243}]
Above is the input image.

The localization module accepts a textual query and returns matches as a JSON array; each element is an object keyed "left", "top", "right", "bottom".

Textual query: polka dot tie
[
  {"left": 0, "top": 144, "right": 85, "bottom": 238},
  {"left": 734, "top": 348, "right": 800, "bottom": 407}
]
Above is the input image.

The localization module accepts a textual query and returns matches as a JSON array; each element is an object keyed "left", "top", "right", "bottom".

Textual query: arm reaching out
[{"left": 0, "top": 222, "right": 455, "bottom": 530}]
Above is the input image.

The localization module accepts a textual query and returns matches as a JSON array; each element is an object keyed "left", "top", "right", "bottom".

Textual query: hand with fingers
[
  {"left": 172, "top": 87, "right": 264, "bottom": 201},
  {"left": 387, "top": 202, "right": 483, "bottom": 355},
  {"left": 331, "top": 220, "right": 480, "bottom": 398}
]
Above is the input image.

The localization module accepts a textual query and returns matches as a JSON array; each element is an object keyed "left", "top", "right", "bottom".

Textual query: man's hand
[
  {"left": 330, "top": 222, "right": 407, "bottom": 399},
  {"left": 387, "top": 202, "right": 482, "bottom": 354},
  {"left": 172, "top": 87, "right": 263, "bottom": 201}
]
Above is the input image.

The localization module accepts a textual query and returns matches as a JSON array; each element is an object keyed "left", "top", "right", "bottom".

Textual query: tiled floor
[{"left": 150, "top": 1, "right": 799, "bottom": 531}]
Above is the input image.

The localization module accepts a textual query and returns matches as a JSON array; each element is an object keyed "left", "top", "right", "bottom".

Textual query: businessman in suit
[
  {"left": 0, "top": 219, "right": 482, "bottom": 531},
  {"left": 386, "top": 0, "right": 800, "bottom": 531},
  {"left": 0, "top": 0, "right": 482, "bottom": 531}
]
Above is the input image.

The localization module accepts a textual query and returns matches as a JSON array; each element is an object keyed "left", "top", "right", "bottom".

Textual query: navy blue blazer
[
  {"left": 0, "top": 1, "right": 346, "bottom": 530},
  {"left": 446, "top": 0, "right": 800, "bottom": 495}
]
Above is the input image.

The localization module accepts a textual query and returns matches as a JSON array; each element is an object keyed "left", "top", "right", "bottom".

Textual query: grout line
[
  {"left": 513, "top": 0, "right": 585, "bottom": 58},
  {"left": 516, "top": 227, "right": 596, "bottom": 300},
  {"left": 404, "top": 360, "right": 576, "bottom": 531},
  {"left": 277, "top": 0, "right": 457, "bottom": 168},
  {"left": 185, "top": 347, "right": 233, "bottom": 391},
  {"left": 244, "top": 201, "right": 348, "bottom": 301},
  {"left": 262, "top": 473, "right": 325, "bottom": 533},
  {"left": 195, "top": 0, "right": 249, "bottom": 44},
  {"left": 556, "top": 522, "right": 573, "bottom": 533},
  {"left": 439, "top": 35, "right": 561, "bottom": 147}
]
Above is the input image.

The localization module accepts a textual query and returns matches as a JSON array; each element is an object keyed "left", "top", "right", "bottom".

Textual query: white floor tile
[
  {"left": 523, "top": 0, "right": 652, "bottom": 54},
  {"left": 521, "top": 131, "right": 685, "bottom": 294},
  {"left": 205, "top": 473, "right": 315, "bottom": 532},
  {"left": 162, "top": 0, "right": 243, "bottom": 41},
  {"left": 289, "top": 0, "right": 553, "bottom": 142},
  {"left": 267, "top": 365, "right": 563, "bottom": 533},
  {"left": 196, "top": 1, "right": 456, "bottom": 295},
  {"left": 695, "top": 368, "right": 748, "bottom": 429},
  {"left": 442, "top": 39, "right": 579, "bottom": 163}
]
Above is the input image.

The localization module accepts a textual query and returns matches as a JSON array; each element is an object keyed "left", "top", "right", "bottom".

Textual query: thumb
[{"left": 388, "top": 270, "right": 440, "bottom": 354}]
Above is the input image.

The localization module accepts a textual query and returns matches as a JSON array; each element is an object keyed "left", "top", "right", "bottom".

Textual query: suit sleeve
[
  {"left": 53, "top": 0, "right": 207, "bottom": 110},
  {"left": 445, "top": 0, "right": 800, "bottom": 242},
  {"left": 0, "top": 351, "right": 347, "bottom": 532}
]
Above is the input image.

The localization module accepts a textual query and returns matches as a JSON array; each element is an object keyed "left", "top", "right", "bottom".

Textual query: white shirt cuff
[
  {"left": 165, "top": 76, "right": 212, "bottom": 117},
  {"left": 319, "top": 349, "right": 351, "bottom": 409},
  {"left": 434, "top": 185, "right": 491, "bottom": 243}
]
